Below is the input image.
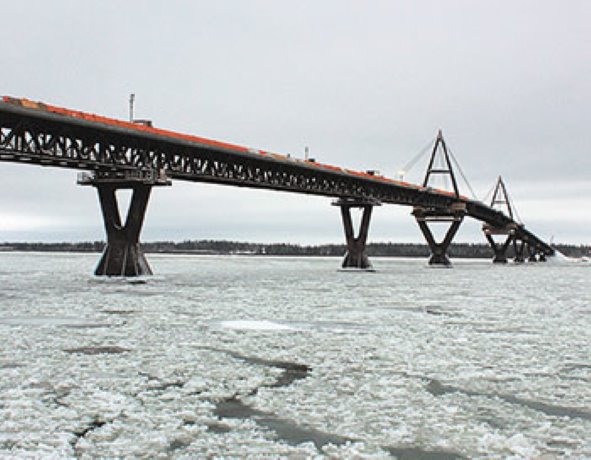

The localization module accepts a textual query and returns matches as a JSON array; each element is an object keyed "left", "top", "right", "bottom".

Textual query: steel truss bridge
[{"left": 0, "top": 97, "right": 554, "bottom": 276}]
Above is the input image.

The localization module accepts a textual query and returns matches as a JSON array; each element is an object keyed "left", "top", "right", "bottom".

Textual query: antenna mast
[{"left": 129, "top": 93, "right": 135, "bottom": 122}]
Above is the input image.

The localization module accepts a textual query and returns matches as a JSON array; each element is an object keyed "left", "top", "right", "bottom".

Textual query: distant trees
[
  {"left": 0, "top": 241, "right": 588, "bottom": 258},
  {"left": 0, "top": 241, "right": 104, "bottom": 252}
]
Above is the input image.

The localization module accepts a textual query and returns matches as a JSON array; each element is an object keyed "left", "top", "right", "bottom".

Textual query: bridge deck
[{"left": 0, "top": 96, "right": 553, "bottom": 255}]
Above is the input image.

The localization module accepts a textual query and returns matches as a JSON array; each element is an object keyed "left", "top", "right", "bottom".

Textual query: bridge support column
[
  {"left": 94, "top": 184, "right": 153, "bottom": 276},
  {"left": 79, "top": 170, "right": 170, "bottom": 277},
  {"left": 484, "top": 234, "right": 513, "bottom": 264},
  {"left": 527, "top": 244, "right": 548, "bottom": 262},
  {"left": 333, "top": 198, "right": 380, "bottom": 270},
  {"left": 483, "top": 224, "right": 518, "bottom": 264},
  {"left": 413, "top": 204, "right": 465, "bottom": 266},
  {"left": 527, "top": 244, "right": 538, "bottom": 262},
  {"left": 513, "top": 238, "right": 526, "bottom": 263}
]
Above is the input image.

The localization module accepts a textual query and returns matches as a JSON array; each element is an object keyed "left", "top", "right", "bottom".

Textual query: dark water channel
[{"left": 211, "top": 348, "right": 464, "bottom": 458}]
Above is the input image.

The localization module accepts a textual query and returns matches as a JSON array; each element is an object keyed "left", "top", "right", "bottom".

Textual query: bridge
[{"left": 0, "top": 97, "right": 554, "bottom": 276}]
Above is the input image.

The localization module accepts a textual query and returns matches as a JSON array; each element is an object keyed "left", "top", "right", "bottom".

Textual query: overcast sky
[{"left": 1, "top": 0, "right": 589, "bottom": 244}]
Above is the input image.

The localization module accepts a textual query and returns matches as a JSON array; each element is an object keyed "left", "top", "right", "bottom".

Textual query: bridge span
[{"left": 0, "top": 97, "right": 554, "bottom": 276}]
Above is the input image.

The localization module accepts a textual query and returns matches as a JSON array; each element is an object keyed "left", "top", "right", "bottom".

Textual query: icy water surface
[{"left": 0, "top": 252, "right": 590, "bottom": 458}]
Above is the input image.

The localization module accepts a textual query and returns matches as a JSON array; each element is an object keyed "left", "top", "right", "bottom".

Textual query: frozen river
[{"left": 0, "top": 252, "right": 590, "bottom": 458}]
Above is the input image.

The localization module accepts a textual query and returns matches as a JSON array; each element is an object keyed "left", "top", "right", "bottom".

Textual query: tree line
[{"left": 0, "top": 240, "right": 588, "bottom": 258}]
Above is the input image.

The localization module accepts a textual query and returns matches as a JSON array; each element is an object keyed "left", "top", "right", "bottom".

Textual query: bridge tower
[
  {"left": 79, "top": 169, "right": 171, "bottom": 276},
  {"left": 333, "top": 198, "right": 380, "bottom": 270},
  {"left": 482, "top": 176, "right": 521, "bottom": 263},
  {"left": 413, "top": 130, "right": 465, "bottom": 266},
  {"left": 483, "top": 176, "right": 516, "bottom": 263}
]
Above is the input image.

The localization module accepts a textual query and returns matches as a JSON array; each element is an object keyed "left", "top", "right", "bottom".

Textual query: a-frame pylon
[
  {"left": 489, "top": 176, "right": 514, "bottom": 219},
  {"left": 413, "top": 130, "right": 466, "bottom": 266},
  {"left": 482, "top": 176, "right": 520, "bottom": 263},
  {"left": 422, "top": 129, "right": 460, "bottom": 198}
]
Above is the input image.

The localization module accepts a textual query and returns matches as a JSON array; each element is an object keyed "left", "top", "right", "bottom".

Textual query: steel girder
[
  {"left": 0, "top": 109, "right": 451, "bottom": 206},
  {"left": 0, "top": 103, "right": 554, "bottom": 256}
]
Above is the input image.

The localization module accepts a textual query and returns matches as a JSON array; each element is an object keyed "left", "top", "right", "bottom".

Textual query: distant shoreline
[{"left": 0, "top": 241, "right": 589, "bottom": 258}]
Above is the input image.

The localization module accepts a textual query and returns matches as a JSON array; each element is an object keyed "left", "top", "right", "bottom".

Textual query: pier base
[
  {"left": 513, "top": 238, "right": 526, "bottom": 263},
  {"left": 528, "top": 244, "right": 547, "bottom": 262},
  {"left": 333, "top": 199, "right": 379, "bottom": 270},
  {"left": 483, "top": 224, "right": 519, "bottom": 264},
  {"left": 79, "top": 170, "right": 170, "bottom": 277},
  {"left": 95, "top": 185, "right": 152, "bottom": 276},
  {"left": 413, "top": 205, "right": 465, "bottom": 266},
  {"left": 528, "top": 244, "right": 538, "bottom": 262},
  {"left": 484, "top": 234, "right": 513, "bottom": 264}
]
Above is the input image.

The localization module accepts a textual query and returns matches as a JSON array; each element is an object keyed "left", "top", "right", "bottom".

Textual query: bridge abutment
[
  {"left": 413, "top": 204, "right": 465, "bottom": 266},
  {"left": 79, "top": 170, "right": 170, "bottom": 277},
  {"left": 333, "top": 198, "right": 379, "bottom": 270}
]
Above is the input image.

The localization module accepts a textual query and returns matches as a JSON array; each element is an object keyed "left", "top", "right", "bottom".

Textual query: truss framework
[{"left": 0, "top": 104, "right": 554, "bottom": 262}]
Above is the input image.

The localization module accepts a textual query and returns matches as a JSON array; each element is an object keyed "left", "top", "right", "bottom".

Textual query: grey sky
[{"left": 1, "top": 0, "right": 589, "bottom": 244}]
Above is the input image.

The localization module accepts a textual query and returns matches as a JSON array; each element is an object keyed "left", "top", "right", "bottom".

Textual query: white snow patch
[
  {"left": 547, "top": 250, "right": 590, "bottom": 265},
  {"left": 218, "top": 320, "right": 297, "bottom": 331}
]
